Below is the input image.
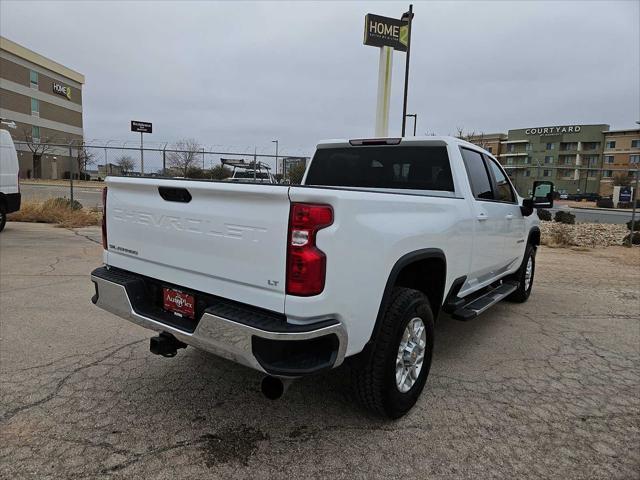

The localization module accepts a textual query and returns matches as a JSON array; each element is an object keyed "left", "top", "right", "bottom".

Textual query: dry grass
[{"left": 8, "top": 199, "right": 101, "bottom": 228}]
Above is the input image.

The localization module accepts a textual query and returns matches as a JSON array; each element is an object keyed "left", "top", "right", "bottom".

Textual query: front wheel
[
  {"left": 0, "top": 210, "right": 6, "bottom": 233},
  {"left": 507, "top": 244, "right": 536, "bottom": 303},
  {"left": 351, "top": 287, "right": 434, "bottom": 419}
]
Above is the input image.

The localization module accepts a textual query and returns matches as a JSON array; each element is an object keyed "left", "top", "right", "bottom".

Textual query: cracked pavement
[{"left": 1, "top": 222, "right": 638, "bottom": 479}]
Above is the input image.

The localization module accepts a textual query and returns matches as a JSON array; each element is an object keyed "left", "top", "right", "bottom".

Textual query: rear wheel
[
  {"left": 351, "top": 287, "right": 434, "bottom": 419},
  {"left": 506, "top": 244, "right": 535, "bottom": 303}
]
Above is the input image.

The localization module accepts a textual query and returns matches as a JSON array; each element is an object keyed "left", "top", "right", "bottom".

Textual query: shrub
[
  {"left": 626, "top": 220, "right": 640, "bottom": 231},
  {"left": 43, "top": 197, "right": 83, "bottom": 211},
  {"left": 623, "top": 232, "right": 640, "bottom": 246},
  {"left": 7, "top": 200, "right": 100, "bottom": 228},
  {"left": 597, "top": 197, "right": 614, "bottom": 208},
  {"left": 537, "top": 209, "right": 552, "bottom": 221},
  {"left": 554, "top": 210, "right": 575, "bottom": 224}
]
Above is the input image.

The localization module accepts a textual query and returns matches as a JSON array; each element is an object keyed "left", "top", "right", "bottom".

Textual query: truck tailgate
[{"left": 104, "top": 177, "right": 290, "bottom": 313}]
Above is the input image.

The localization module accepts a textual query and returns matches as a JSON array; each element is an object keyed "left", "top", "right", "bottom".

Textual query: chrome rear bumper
[{"left": 91, "top": 268, "right": 347, "bottom": 376}]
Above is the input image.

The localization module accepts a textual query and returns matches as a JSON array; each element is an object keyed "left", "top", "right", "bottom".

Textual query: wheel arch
[
  {"left": 366, "top": 249, "right": 447, "bottom": 347},
  {"left": 528, "top": 226, "right": 541, "bottom": 247}
]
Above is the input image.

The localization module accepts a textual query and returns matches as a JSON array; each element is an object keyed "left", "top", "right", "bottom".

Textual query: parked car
[
  {"left": 91, "top": 136, "right": 553, "bottom": 418},
  {"left": 0, "top": 126, "right": 21, "bottom": 232}
]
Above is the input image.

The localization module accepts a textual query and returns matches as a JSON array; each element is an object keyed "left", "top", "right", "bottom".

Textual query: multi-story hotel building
[{"left": 0, "top": 36, "right": 84, "bottom": 179}]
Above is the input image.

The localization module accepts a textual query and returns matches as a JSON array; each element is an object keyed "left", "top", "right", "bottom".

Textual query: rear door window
[
  {"left": 460, "top": 148, "right": 493, "bottom": 200},
  {"left": 485, "top": 157, "right": 515, "bottom": 202},
  {"left": 305, "top": 146, "right": 454, "bottom": 191}
]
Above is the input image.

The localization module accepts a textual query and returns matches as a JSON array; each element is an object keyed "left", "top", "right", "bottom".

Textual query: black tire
[
  {"left": 0, "top": 210, "right": 6, "bottom": 233},
  {"left": 351, "top": 287, "right": 434, "bottom": 419},
  {"left": 506, "top": 244, "right": 536, "bottom": 303}
]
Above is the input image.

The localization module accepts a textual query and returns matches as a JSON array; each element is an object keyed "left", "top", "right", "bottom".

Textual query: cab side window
[
  {"left": 486, "top": 157, "right": 515, "bottom": 202},
  {"left": 460, "top": 148, "right": 493, "bottom": 200}
]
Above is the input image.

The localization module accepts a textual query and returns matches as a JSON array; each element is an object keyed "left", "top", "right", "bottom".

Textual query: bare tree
[
  {"left": 76, "top": 144, "right": 96, "bottom": 177},
  {"left": 613, "top": 173, "right": 632, "bottom": 187},
  {"left": 20, "top": 127, "right": 58, "bottom": 178},
  {"left": 167, "top": 139, "right": 202, "bottom": 177},
  {"left": 115, "top": 155, "right": 135, "bottom": 175}
]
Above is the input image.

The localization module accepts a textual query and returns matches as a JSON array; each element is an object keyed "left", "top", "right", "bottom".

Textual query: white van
[{"left": 0, "top": 128, "right": 21, "bottom": 232}]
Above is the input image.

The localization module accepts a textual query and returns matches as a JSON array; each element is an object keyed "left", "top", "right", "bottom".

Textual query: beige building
[
  {"left": 465, "top": 133, "right": 506, "bottom": 158},
  {"left": 0, "top": 36, "right": 84, "bottom": 179},
  {"left": 599, "top": 128, "right": 640, "bottom": 196}
]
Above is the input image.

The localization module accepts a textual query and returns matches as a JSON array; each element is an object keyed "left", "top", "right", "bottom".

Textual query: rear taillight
[
  {"left": 101, "top": 187, "right": 107, "bottom": 250},
  {"left": 286, "top": 203, "right": 333, "bottom": 296}
]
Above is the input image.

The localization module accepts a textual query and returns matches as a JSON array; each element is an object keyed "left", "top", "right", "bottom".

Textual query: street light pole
[
  {"left": 400, "top": 4, "right": 414, "bottom": 137},
  {"left": 405, "top": 114, "right": 417, "bottom": 136},
  {"left": 272, "top": 140, "right": 279, "bottom": 177}
]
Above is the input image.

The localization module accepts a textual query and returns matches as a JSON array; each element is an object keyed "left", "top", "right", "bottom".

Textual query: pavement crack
[{"left": 0, "top": 339, "right": 145, "bottom": 423}]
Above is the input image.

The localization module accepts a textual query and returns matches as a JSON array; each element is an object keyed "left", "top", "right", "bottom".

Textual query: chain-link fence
[
  {"left": 14, "top": 140, "right": 639, "bottom": 210},
  {"left": 15, "top": 141, "right": 310, "bottom": 209}
]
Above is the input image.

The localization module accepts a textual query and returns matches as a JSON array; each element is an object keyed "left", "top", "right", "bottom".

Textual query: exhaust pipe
[
  {"left": 261, "top": 376, "right": 293, "bottom": 400},
  {"left": 150, "top": 332, "right": 187, "bottom": 358}
]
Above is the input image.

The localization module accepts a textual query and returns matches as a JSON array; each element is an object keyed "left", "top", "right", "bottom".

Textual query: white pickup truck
[{"left": 91, "top": 136, "right": 554, "bottom": 418}]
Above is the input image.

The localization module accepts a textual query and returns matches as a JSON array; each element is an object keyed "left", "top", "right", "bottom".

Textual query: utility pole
[
  {"left": 406, "top": 114, "right": 417, "bottom": 136},
  {"left": 400, "top": 4, "right": 414, "bottom": 137},
  {"left": 272, "top": 140, "right": 279, "bottom": 178},
  {"left": 629, "top": 169, "right": 638, "bottom": 247},
  {"left": 140, "top": 131, "right": 144, "bottom": 176}
]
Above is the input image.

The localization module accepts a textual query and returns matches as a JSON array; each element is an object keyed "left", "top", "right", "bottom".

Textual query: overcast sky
[{"left": 1, "top": 0, "right": 639, "bottom": 159}]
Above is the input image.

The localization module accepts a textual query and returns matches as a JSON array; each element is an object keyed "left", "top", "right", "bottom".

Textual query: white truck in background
[
  {"left": 0, "top": 122, "right": 21, "bottom": 232},
  {"left": 91, "top": 136, "right": 554, "bottom": 418}
]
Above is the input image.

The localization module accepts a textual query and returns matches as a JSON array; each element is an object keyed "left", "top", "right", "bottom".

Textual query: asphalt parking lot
[{"left": 1, "top": 222, "right": 639, "bottom": 479}]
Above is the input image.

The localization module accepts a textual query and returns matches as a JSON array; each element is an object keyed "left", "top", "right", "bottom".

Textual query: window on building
[
  {"left": 506, "top": 144, "right": 515, "bottom": 153},
  {"left": 525, "top": 143, "right": 532, "bottom": 152},
  {"left": 546, "top": 142, "right": 554, "bottom": 150},
  {"left": 630, "top": 155, "right": 640, "bottom": 164},
  {"left": 560, "top": 142, "right": 577, "bottom": 151},
  {"left": 486, "top": 157, "right": 515, "bottom": 202},
  {"left": 460, "top": 148, "right": 493, "bottom": 200},
  {"left": 604, "top": 155, "right": 614, "bottom": 164},
  {"left": 606, "top": 141, "right": 616, "bottom": 149},
  {"left": 31, "top": 98, "right": 39, "bottom": 116},
  {"left": 506, "top": 157, "right": 514, "bottom": 165},
  {"left": 31, "top": 126, "right": 40, "bottom": 141},
  {"left": 602, "top": 170, "right": 612, "bottom": 177},
  {"left": 544, "top": 156, "right": 553, "bottom": 164},
  {"left": 523, "top": 169, "right": 531, "bottom": 177},
  {"left": 543, "top": 169, "right": 551, "bottom": 177},
  {"left": 561, "top": 156, "right": 574, "bottom": 165},
  {"left": 587, "top": 170, "right": 597, "bottom": 177},
  {"left": 486, "top": 146, "right": 492, "bottom": 153},
  {"left": 583, "top": 142, "right": 599, "bottom": 150},
  {"left": 30, "top": 70, "right": 38, "bottom": 88},
  {"left": 632, "top": 140, "right": 640, "bottom": 148},
  {"left": 523, "top": 157, "right": 530, "bottom": 164}
]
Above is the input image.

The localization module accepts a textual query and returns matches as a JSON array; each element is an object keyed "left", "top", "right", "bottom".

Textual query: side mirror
[{"left": 532, "top": 181, "right": 554, "bottom": 208}]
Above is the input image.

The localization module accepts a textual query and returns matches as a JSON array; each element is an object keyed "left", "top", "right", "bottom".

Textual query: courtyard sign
[{"left": 525, "top": 125, "right": 582, "bottom": 136}]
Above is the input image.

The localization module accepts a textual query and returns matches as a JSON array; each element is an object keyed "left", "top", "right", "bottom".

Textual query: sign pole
[
  {"left": 375, "top": 46, "right": 393, "bottom": 137},
  {"left": 140, "top": 131, "right": 144, "bottom": 175},
  {"left": 401, "top": 4, "right": 414, "bottom": 137}
]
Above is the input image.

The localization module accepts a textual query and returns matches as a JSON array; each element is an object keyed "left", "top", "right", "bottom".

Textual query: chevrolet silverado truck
[{"left": 91, "top": 136, "right": 554, "bottom": 418}]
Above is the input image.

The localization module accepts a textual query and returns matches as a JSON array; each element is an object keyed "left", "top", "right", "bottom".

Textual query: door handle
[
  {"left": 477, "top": 212, "right": 488, "bottom": 221},
  {"left": 506, "top": 214, "right": 514, "bottom": 220}
]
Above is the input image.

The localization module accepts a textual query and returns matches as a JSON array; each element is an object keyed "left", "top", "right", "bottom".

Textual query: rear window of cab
[{"left": 305, "top": 146, "right": 454, "bottom": 191}]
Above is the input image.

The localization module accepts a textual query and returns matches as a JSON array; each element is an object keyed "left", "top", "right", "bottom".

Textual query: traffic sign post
[{"left": 131, "top": 121, "right": 152, "bottom": 175}]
